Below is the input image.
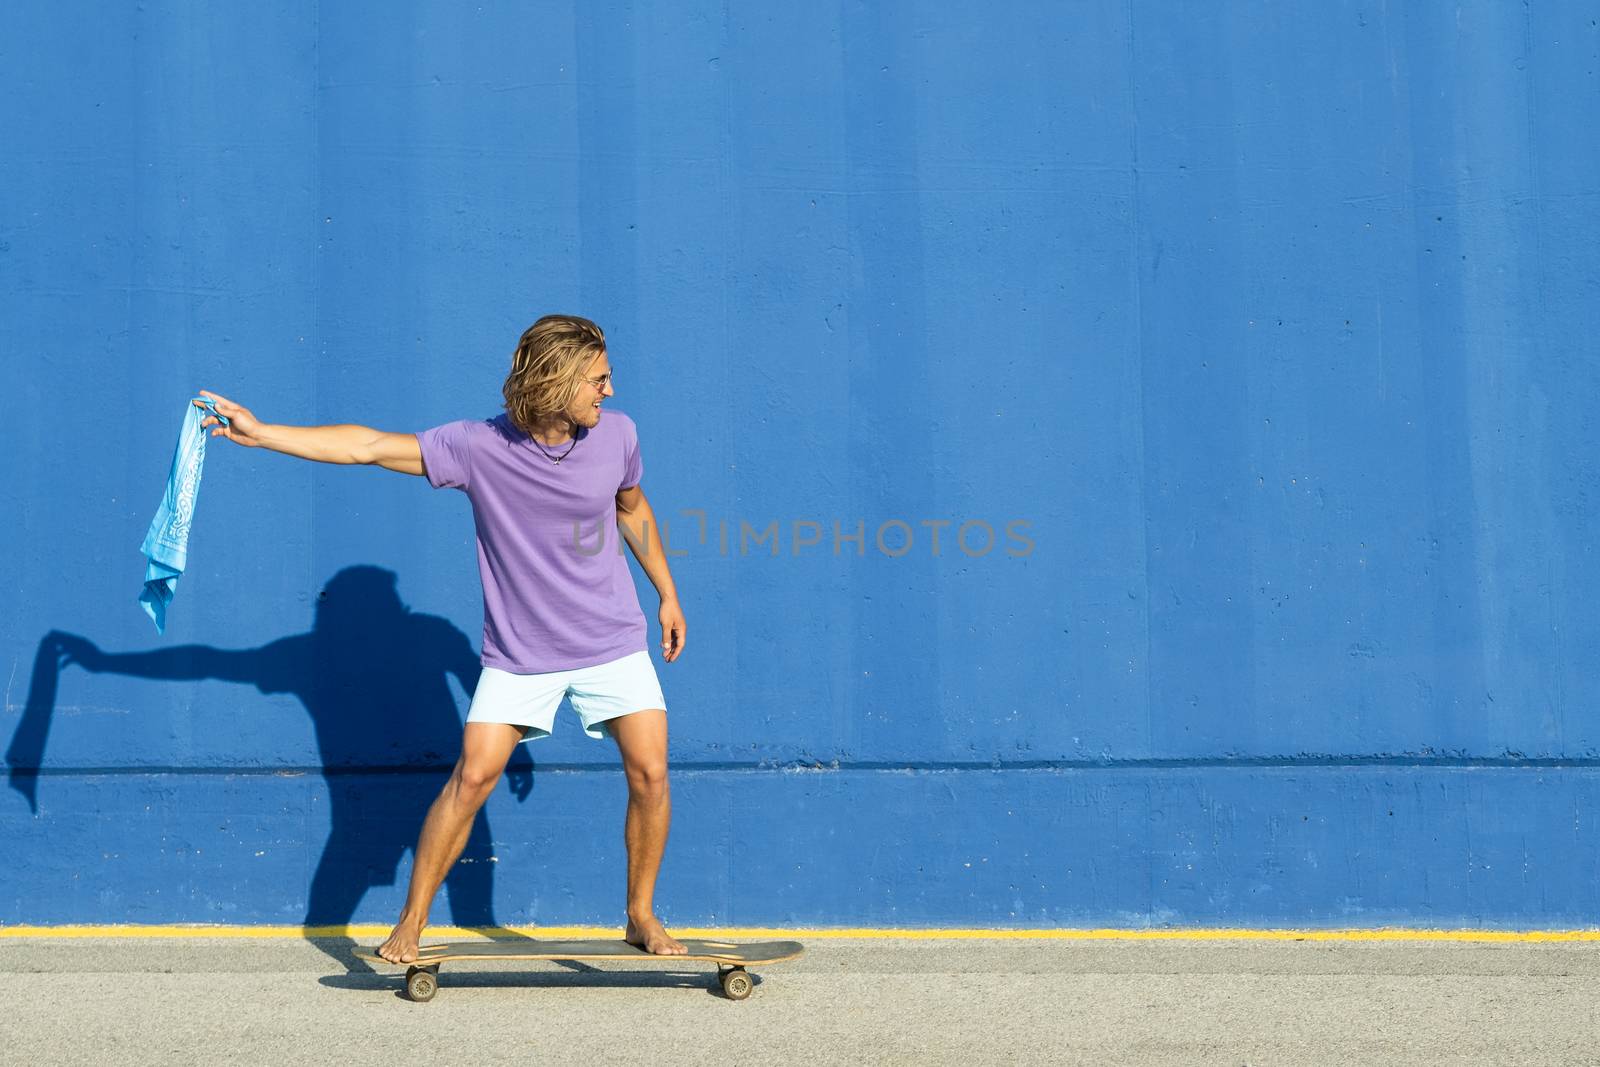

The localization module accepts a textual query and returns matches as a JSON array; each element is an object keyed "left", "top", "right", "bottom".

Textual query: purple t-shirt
[{"left": 415, "top": 409, "right": 648, "bottom": 674}]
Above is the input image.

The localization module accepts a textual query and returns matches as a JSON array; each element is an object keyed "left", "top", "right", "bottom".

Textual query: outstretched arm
[{"left": 195, "top": 391, "right": 424, "bottom": 475}]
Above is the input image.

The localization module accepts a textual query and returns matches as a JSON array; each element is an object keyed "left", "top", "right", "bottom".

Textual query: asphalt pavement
[{"left": 3, "top": 934, "right": 1598, "bottom": 1065}]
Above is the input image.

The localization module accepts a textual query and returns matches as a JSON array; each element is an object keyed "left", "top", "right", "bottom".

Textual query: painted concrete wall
[{"left": 3, "top": 1, "right": 1597, "bottom": 927}]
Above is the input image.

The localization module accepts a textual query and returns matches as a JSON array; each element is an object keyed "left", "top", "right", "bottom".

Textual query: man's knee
[
  {"left": 453, "top": 761, "right": 500, "bottom": 804},
  {"left": 625, "top": 759, "right": 669, "bottom": 801}
]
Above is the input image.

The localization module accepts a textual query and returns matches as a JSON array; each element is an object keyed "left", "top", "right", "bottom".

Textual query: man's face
[{"left": 568, "top": 349, "right": 615, "bottom": 427}]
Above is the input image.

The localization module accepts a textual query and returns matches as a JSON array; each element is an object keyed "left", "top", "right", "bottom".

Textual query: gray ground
[{"left": 2, "top": 935, "right": 1597, "bottom": 1065}]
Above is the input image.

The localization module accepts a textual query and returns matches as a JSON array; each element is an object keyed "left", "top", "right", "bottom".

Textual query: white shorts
[{"left": 466, "top": 650, "right": 667, "bottom": 742}]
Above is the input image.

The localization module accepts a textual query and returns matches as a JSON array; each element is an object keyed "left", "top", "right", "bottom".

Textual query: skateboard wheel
[
  {"left": 405, "top": 965, "right": 439, "bottom": 1003},
  {"left": 720, "top": 967, "right": 753, "bottom": 1001}
]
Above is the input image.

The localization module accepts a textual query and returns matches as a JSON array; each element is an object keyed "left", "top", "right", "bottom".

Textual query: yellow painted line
[{"left": 2, "top": 924, "right": 1599, "bottom": 943}]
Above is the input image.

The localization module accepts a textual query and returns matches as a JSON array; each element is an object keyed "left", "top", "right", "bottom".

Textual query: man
[{"left": 196, "top": 314, "right": 687, "bottom": 962}]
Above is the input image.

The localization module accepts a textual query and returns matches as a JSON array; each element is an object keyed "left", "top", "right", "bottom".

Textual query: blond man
[{"left": 197, "top": 314, "right": 687, "bottom": 961}]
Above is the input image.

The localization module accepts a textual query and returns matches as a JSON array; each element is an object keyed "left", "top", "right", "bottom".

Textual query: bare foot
[
  {"left": 625, "top": 913, "right": 687, "bottom": 955},
  {"left": 377, "top": 918, "right": 424, "bottom": 963}
]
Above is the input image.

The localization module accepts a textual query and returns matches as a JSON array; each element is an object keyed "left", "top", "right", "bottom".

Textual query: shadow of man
[{"left": 6, "top": 565, "right": 531, "bottom": 968}]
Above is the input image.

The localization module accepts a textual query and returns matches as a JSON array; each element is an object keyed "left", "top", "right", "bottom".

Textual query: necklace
[{"left": 528, "top": 426, "right": 580, "bottom": 464}]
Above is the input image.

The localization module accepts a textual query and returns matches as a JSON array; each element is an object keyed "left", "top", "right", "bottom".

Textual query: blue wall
[{"left": 3, "top": 1, "right": 1598, "bottom": 928}]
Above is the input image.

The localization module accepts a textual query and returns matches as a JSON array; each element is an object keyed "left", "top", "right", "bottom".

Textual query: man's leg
[
  {"left": 608, "top": 708, "right": 686, "bottom": 955},
  {"left": 377, "top": 722, "right": 525, "bottom": 963}
]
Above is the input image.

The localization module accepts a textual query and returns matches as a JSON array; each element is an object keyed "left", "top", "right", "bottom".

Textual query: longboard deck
[
  {"left": 353, "top": 938, "right": 804, "bottom": 1001},
  {"left": 355, "top": 938, "right": 804, "bottom": 967}
]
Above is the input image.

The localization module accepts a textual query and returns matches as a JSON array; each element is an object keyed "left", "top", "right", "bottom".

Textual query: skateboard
[{"left": 354, "top": 938, "right": 805, "bottom": 1002}]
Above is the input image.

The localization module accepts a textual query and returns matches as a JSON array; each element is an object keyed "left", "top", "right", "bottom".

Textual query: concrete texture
[{"left": 3, "top": 936, "right": 1599, "bottom": 1065}]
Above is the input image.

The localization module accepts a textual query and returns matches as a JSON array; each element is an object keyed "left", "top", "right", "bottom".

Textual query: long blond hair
[{"left": 502, "top": 315, "right": 606, "bottom": 436}]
